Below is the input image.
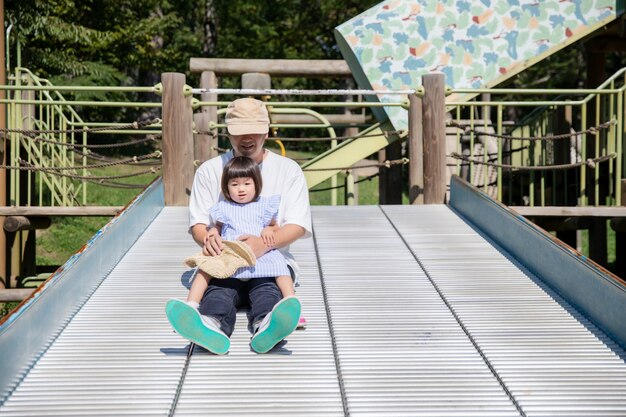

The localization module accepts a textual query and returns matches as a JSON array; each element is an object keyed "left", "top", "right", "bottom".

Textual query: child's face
[{"left": 227, "top": 177, "right": 256, "bottom": 204}]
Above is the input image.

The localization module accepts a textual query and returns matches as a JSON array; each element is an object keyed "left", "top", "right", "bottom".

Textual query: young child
[{"left": 185, "top": 156, "right": 296, "bottom": 310}]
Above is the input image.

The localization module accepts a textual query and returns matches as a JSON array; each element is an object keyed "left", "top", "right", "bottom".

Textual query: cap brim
[{"left": 227, "top": 123, "right": 269, "bottom": 135}]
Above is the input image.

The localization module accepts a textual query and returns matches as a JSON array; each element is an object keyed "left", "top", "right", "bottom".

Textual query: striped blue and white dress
[{"left": 209, "top": 195, "right": 290, "bottom": 279}]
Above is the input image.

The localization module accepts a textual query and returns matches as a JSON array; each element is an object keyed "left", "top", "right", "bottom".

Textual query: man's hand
[
  {"left": 238, "top": 235, "right": 269, "bottom": 258},
  {"left": 203, "top": 227, "right": 224, "bottom": 256},
  {"left": 238, "top": 224, "right": 305, "bottom": 258}
]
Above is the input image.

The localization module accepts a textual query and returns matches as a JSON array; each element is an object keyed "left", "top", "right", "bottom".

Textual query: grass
[
  {"left": 580, "top": 221, "right": 617, "bottom": 268},
  {"left": 36, "top": 161, "right": 160, "bottom": 266}
]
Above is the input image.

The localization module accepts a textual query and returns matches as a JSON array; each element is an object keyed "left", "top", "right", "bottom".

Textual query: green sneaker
[
  {"left": 250, "top": 296, "right": 301, "bottom": 354},
  {"left": 165, "top": 299, "right": 230, "bottom": 355}
]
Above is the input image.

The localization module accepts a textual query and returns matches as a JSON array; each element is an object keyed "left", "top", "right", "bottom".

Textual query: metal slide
[{"left": 1, "top": 203, "right": 626, "bottom": 415}]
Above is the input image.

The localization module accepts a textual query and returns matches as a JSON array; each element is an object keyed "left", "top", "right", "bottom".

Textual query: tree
[
  {"left": 6, "top": 0, "right": 205, "bottom": 87},
  {"left": 5, "top": 0, "right": 379, "bottom": 152}
]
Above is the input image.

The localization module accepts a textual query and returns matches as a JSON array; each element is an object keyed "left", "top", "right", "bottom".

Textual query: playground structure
[
  {"left": 0, "top": 64, "right": 624, "bottom": 297},
  {"left": 0, "top": 0, "right": 626, "bottom": 413},
  {"left": 0, "top": 173, "right": 625, "bottom": 415},
  {"left": 0, "top": 71, "right": 625, "bottom": 414},
  {"left": 1, "top": 0, "right": 626, "bottom": 290}
]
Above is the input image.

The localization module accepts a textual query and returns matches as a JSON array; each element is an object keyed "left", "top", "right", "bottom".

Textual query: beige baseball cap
[{"left": 225, "top": 98, "right": 270, "bottom": 135}]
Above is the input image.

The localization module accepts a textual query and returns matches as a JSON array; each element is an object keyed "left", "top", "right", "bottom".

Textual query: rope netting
[{"left": 2, "top": 117, "right": 619, "bottom": 182}]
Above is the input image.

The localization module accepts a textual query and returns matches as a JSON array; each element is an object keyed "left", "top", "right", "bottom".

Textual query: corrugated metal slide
[{"left": 1, "top": 203, "right": 625, "bottom": 416}]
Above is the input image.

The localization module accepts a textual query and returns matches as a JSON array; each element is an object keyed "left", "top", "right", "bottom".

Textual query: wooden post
[
  {"left": 378, "top": 141, "right": 403, "bottom": 204},
  {"left": 0, "top": 288, "right": 35, "bottom": 302},
  {"left": 195, "top": 71, "right": 218, "bottom": 164},
  {"left": 161, "top": 73, "right": 194, "bottom": 206},
  {"left": 554, "top": 105, "right": 576, "bottom": 248},
  {"left": 422, "top": 73, "right": 446, "bottom": 204},
  {"left": 344, "top": 170, "right": 355, "bottom": 206},
  {"left": 589, "top": 219, "right": 608, "bottom": 267},
  {"left": 241, "top": 73, "right": 271, "bottom": 91},
  {"left": 408, "top": 93, "right": 423, "bottom": 204}
]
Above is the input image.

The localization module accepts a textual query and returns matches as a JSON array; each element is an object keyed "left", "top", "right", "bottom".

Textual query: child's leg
[
  {"left": 277, "top": 273, "right": 306, "bottom": 329},
  {"left": 275, "top": 275, "right": 295, "bottom": 298},
  {"left": 187, "top": 270, "right": 211, "bottom": 304}
]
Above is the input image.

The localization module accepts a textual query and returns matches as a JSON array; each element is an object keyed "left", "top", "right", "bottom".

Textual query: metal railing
[
  {"left": 1, "top": 68, "right": 625, "bottom": 209},
  {"left": 1, "top": 68, "right": 161, "bottom": 207},
  {"left": 447, "top": 69, "right": 626, "bottom": 207}
]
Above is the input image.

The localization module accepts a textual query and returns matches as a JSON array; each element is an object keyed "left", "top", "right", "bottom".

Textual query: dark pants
[{"left": 198, "top": 277, "right": 281, "bottom": 337}]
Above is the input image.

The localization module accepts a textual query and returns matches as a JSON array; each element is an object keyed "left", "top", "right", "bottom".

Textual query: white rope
[{"left": 191, "top": 88, "right": 417, "bottom": 96}]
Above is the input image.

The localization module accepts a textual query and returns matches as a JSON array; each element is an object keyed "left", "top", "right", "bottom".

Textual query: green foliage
[
  {"left": 7, "top": 0, "right": 379, "bottom": 85},
  {"left": 6, "top": 0, "right": 204, "bottom": 83},
  {"left": 214, "top": 0, "right": 360, "bottom": 60},
  {"left": 0, "top": 302, "right": 19, "bottom": 320}
]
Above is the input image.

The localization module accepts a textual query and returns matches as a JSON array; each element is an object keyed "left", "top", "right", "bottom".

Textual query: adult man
[{"left": 166, "top": 97, "right": 312, "bottom": 354}]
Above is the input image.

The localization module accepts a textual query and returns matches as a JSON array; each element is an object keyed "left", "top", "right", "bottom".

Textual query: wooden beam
[
  {"left": 0, "top": 288, "right": 34, "bottom": 302},
  {"left": 0, "top": 207, "right": 121, "bottom": 216},
  {"left": 271, "top": 113, "right": 370, "bottom": 125},
  {"left": 3, "top": 216, "right": 51, "bottom": 232},
  {"left": 511, "top": 206, "right": 626, "bottom": 217},
  {"left": 190, "top": 58, "right": 352, "bottom": 77}
]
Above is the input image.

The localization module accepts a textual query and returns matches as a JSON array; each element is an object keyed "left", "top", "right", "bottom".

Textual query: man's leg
[
  {"left": 247, "top": 278, "right": 282, "bottom": 327},
  {"left": 199, "top": 278, "right": 243, "bottom": 337},
  {"left": 248, "top": 278, "right": 301, "bottom": 353}
]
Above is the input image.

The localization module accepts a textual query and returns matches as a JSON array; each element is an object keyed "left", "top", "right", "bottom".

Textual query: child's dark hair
[{"left": 221, "top": 156, "right": 263, "bottom": 202}]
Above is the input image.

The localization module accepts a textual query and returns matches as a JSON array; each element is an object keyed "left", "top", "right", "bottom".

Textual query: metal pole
[{"left": 0, "top": 0, "right": 7, "bottom": 289}]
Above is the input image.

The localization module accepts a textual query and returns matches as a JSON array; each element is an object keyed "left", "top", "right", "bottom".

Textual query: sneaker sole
[
  {"left": 250, "top": 297, "right": 301, "bottom": 353},
  {"left": 165, "top": 299, "right": 230, "bottom": 355}
]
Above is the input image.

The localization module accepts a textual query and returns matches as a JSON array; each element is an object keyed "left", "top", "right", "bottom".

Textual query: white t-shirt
[{"left": 189, "top": 150, "right": 312, "bottom": 282}]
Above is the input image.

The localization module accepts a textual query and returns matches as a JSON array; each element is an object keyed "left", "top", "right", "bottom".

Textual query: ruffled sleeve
[
  {"left": 208, "top": 201, "right": 227, "bottom": 224},
  {"left": 263, "top": 195, "right": 281, "bottom": 225}
]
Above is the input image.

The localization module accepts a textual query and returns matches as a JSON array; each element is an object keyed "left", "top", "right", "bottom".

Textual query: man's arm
[
  {"left": 239, "top": 224, "right": 305, "bottom": 258},
  {"left": 191, "top": 223, "right": 224, "bottom": 256},
  {"left": 191, "top": 223, "right": 208, "bottom": 247}
]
